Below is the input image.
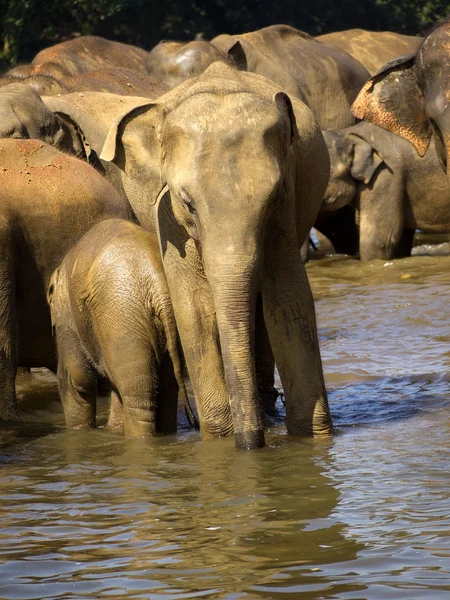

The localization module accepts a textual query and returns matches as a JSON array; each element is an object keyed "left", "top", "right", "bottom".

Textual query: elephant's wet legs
[
  {"left": 56, "top": 334, "right": 97, "bottom": 429},
  {"left": 262, "top": 235, "right": 333, "bottom": 437},
  {"left": 107, "top": 390, "right": 123, "bottom": 429}
]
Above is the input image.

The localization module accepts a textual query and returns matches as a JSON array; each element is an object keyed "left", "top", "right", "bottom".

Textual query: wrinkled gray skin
[
  {"left": 0, "top": 139, "right": 134, "bottom": 421},
  {"left": 96, "top": 62, "right": 333, "bottom": 449},
  {"left": 322, "top": 121, "right": 450, "bottom": 261},
  {"left": 48, "top": 219, "right": 189, "bottom": 438}
]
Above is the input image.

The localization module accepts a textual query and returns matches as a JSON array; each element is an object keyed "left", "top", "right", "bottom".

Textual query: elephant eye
[{"left": 179, "top": 188, "right": 196, "bottom": 214}]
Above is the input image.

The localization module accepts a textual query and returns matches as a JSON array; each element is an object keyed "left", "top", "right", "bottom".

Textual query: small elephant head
[
  {"left": 322, "top": 129, "right": 384, "bottom": 211},
  {"left": 0, "top": 83, "right": 87, "bottom": 158},
  {"left": 146, "top": 40, "right": 226, "bottom": 89}
]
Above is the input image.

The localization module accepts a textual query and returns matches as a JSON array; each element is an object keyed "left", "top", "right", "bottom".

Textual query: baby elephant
[{"left": 47, "top": 219, "right": 195, "bottom": 438}]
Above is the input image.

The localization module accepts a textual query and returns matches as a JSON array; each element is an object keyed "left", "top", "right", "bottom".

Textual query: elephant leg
[
  {"left": 155, "top": 350, "right": 179, "bottom": 435},
  {"left": 0, "top": 224, "right": 18, "bottom": 420},
  {"left": 358, "top": 172, "right": 405, "bottom": 261},
  {"left": 56, "top": 330, "right": 97, "bottom": 429},
  {"left": 106, "top": 390, "right": 124, "bottom": 429},
  {"left": 255, "top": 295, "right": 278, "bottom": 417},
  {"left": 158, "top": 203, "right": 233, "bottom": 438},
  {"left": 262, "top": 233, "right": 333, "bottom": 437},
  {"left": 103, "top": 340, "right": 160, "bottom": 439}
]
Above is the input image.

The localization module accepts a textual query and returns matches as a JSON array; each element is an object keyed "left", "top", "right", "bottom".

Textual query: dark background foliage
[{"left": 1, "top": 0, "right": 449, "bottom": 72}]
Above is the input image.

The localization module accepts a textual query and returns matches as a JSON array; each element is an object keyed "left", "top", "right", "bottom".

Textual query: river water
[{"left": 1, "top": 251, "right": 450, "bottom": 599}]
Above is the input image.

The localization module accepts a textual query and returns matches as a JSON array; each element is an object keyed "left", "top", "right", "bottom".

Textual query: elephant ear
[
  {"left": 352, "top": 53, "right": 432, "bottom": 157},
  {"left": 43, "top": 95, "right": 109, "bottom": 156},
  {"left": 227, "top": 41, "right": 247, "bottom": 71},
  {"left": 274, "top": 91, "right": 299, "bottom": 144},
  {"left": 347, "top": 133, "right": 384, "bottom": 184}
]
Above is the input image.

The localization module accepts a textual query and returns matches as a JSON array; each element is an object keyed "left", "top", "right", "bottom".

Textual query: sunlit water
[{"left": 1, "top": 253, "right": 450, "bottom": 599}]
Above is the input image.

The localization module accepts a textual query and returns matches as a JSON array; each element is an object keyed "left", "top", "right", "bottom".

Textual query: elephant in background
[
  {"left": 94, "top": 62, "right": 333, "bottom": 448},
  {"left": 47, "top": 219, "right": 193, "bottom": 438},
  {"left": 0, "top": 68, "right": 168, "bottom": 98},
  {"left": 146, "top": 40, "right": 225, "bottom": 90},
  {"left": 317, "top": 29, "right": 422, "bottom": 75},
  {"left": 211, "top": 25, "right": 370, "bottom": 129},
  {"left": 321, "top": 121, "right": 450, "bottom": 261},
  {"left": 0, "top": 83, "right": 160, "bottom": 234},
  {"left": 352, "top": 22, "right": 450, "bottom": 182},
  {"left": 0, "top": 139, "right": 134, "bottom": 421},
  {"left": 146, "top": 25, "right": 369, "bottom": 129},
  {"left": 5, "top": 35, "right": 151, "bottom": 79}
]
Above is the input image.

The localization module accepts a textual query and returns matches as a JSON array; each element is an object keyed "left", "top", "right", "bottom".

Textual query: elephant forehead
[{"left": 167, "top": 92, "right": 281, "bottom": 136}]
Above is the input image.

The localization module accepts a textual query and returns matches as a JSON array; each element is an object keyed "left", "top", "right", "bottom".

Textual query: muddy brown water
[{"left": 1, "top": 252, "right": 450, "bottom": 599}]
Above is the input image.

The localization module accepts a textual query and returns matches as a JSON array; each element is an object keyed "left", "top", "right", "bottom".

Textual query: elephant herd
[{"left": 1, "top": 22, "right": 449, "bottom": 449}]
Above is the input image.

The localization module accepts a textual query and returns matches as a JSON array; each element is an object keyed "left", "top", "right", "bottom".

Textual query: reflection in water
[{"left": 1, "top": 254, "right": 450, "bottom": 598}]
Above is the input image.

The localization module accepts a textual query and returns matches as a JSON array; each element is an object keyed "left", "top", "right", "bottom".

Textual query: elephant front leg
[
  {"left": 262, "top": 234, "right": 333, "bottom": 437},
  {"left": 56, "top": 329, "right": 97, "bottom": 429},
  {"left": 106, "top": 390, "right": 124, "bottom": 430}
]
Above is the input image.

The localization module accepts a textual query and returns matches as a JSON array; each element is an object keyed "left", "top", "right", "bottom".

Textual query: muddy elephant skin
[
  {"left": 0, "top": 139, "right": 134, "bottom": 421},
  {"left": 5, "top": 35, "right": 151, "bottom": 79},
  {"left": 352, "top": 21, "right": 450, "bottom": 186},
  {"left": 48, "top": 219, "right": 187, "bottom": 439}
]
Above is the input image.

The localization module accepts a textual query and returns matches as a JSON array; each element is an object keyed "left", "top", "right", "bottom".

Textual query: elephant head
[
  {"left": 146, "top": 40, "right": 226, "bottom": 89},
  {"left": 352, "top": 23, "right": 450, "bottom": 173},
  {"left": 322, "top": 129, "right": 384, "bottom": 211},
  {"left": 0, "top": 83, "right": 87, "bottom": 158},
  {"left": 98, "top": 62, "right": 327, "bottom": 448}
]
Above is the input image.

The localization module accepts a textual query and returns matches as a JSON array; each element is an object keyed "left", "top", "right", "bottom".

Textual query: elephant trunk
[{"left": 204, "top": 248, "right": 264, "bottom": 450}]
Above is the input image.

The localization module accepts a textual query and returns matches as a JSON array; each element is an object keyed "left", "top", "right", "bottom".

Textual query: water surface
[{"left": 1, "top": 254, "right": 450, "bottom": 599}]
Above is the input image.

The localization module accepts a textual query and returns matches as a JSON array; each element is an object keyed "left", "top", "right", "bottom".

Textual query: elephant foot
[{"left": 235, "top": 429, "right": 265, "bottom": 450}]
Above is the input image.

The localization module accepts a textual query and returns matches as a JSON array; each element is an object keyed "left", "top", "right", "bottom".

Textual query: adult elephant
[
  {"left": 0, "top": 139, "right": 134, "bottom": 421},
  {"left": 5, "top": 35, "right": 150, "bottom": 79},
  {"left": 317, "top": 29, "right": 422, "bottom": 75},
  {"left": 212, "top": 25, "right": 370, "bottom": 129},
  {"left": 95, "top": 62, "right": 333, "bottom": 448},
  {"left": 321, "top": 122, "right": 450, "bottom": 261},
  {"left": 351, "top": 22, "right": 450, "bottom": 177}
]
